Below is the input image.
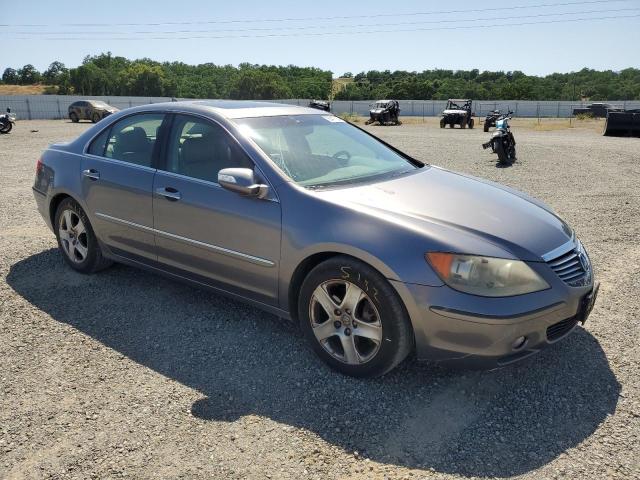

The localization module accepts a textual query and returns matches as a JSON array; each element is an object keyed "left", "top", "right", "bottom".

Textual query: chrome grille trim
[{"left": 545, "top": 240, "right": 591, "bottom": 286}]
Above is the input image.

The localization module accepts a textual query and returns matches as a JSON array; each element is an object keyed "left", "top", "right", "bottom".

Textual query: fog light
[{"left": 512, "top": 336, "right": 527, "bottom": 350}]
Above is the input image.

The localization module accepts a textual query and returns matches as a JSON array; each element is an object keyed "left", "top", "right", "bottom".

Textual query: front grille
[
  {"left": 547, "top": 316, "right": 579, "bottom": 341},
  {"left": 547, "top": 248, "right": 587, "bottom": 285}
]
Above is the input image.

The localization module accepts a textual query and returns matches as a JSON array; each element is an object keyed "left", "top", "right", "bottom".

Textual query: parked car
[
  {"left": 572, "top": 103, "right": 622, "bottom": 118},
  {"left": 68, "top": 100, "right": 119, "bottom": 123},
  {"left": 33, "top": 101, "right": 598, "bottom": 378}
]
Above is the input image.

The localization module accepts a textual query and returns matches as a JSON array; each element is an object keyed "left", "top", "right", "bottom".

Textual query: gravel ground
[{"left": 1, "top": 119, "right": 638, "bottom": 479}]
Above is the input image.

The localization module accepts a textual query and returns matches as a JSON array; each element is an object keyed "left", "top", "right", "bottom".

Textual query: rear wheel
[
  {"left": 55, "top": 198, "right": 112, "bottom": 273},
  {"left": 484, "top": 122, "right": 490, "bottom": 132},
  {"left": 440, "top": 119, "right": 446, "bottom": 128},
  {"left": 91, "top": 112, "right": 100, "bottom": 123},
  {"left": 69, "top": 112, "right": 79, "bottom": 123},
  {"left": 461, "top": 118, "right": 467, "bottom": 129},
  {"left": 298, "top": 256, "right": 413, "bottom": 378},
  {"left": 469, "top": 118, "right": 474, "bottom": 129},
  {"left": 495, "top": 140, "right": 515, "bottom": 165}
]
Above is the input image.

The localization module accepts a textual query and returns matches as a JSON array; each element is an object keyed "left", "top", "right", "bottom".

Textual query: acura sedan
[{"left": 33, "top": 101, "right": 598, "bottom": 377}]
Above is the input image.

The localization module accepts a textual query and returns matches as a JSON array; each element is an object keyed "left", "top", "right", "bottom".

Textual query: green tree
[
  {"left": 2, "top": 68, "right": 19, "bottom": 84},
  {"left": 118, "top": 63, "right": 166, "bottom": 96},
  {"left": 43, "top": 61, "right": 68, "bottom": 84},
  {"left": 17, "top": 64, "right": 41, "bottom": 84}
]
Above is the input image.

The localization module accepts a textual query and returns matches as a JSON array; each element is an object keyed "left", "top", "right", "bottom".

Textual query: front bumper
[{"left": 391, "top": 275, "right": 597, "bottom": 369}]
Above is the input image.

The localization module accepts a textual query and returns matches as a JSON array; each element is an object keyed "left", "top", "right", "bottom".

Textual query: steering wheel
[{"left": 332, "top": 150, "right": 351, "bottom": 166}]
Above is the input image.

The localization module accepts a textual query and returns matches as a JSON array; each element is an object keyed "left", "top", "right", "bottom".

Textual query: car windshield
[{"left": 234, "top": 114, "right": 419, "bottom": 188}]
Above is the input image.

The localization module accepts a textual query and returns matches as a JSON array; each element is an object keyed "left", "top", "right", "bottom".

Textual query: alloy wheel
[
  {"left": 309, "top": 280, "right": 383, "bottom": 365},
  {"left": 58, "top": 209, "right": 89, "bottom": 263}
]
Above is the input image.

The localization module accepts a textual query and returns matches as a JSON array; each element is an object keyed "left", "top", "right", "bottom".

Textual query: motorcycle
[
  {"left": 483, "top": 109, "right": 501, "bottom": 132},
  {"left": 0, "top": 108, "right": 16, "bottom": 134},
  {"left": 482, "top": 110, "right": 516, "bottom": 165}
]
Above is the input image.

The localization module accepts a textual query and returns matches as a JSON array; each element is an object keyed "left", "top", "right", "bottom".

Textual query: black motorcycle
[
  {"left": 483, "top": 109, "right": 501, "bottom": 132},
  {"left": 482, "top": 110, "right": 516, "bottom": 165},
  {"left": 0, "top": 108, "right": 16, "bottom": 134}
]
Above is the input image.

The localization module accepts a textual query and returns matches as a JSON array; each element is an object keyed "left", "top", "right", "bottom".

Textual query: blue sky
[{"left": 2, "top": 0, "right": 639, "bottom": 76}]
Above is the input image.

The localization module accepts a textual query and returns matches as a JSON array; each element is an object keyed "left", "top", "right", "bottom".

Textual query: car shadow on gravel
[{"left": 7, "top": 249, "right": 621, "bottom": 477}]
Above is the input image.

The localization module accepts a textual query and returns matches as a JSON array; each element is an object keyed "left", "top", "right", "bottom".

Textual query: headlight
[{"left": 426, "top": 252, "right": 549, "bottom": 297}]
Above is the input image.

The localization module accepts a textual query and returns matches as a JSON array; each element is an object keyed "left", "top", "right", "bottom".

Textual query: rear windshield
[{"left": 234, "top": 114, "right": 419, "bottom": 188}]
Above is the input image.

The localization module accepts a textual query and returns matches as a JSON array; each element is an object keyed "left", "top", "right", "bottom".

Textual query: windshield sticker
[{"left": 322, "top": 116, "right": 345, "bottom": 123}]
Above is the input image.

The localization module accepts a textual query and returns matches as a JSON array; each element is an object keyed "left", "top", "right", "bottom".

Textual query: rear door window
[{"left": 103, "top": 113, "right": 165, "bottom": 167}]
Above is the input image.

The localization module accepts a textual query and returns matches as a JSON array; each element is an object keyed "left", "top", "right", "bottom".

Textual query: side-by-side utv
[
  {"left": 308, "top": 100, "right": 331, "bottom": 112},
  {"left": 440, "top": 99, "right": 475, "bottom": 129},
  {"left": 365, "top": 100, "right": 401, "bottom": 125}
]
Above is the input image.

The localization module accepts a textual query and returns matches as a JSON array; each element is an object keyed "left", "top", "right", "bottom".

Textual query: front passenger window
[
  {"left": 165, "top": 114, "right": 253, "bottom": 183},
  {"left": 104, "top": 114, "right": 164, "bottom": 167}
]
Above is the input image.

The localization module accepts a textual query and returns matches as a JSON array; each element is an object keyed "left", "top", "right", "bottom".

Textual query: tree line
[
  {"left": 1, "top": 53, "right": 332, "bottom": 99},
  {"left": 335, "top": 68, "right": 640, "bottom": 101},
  {"left": 2, "top": 53, "right": 639, "bottom": 101}
]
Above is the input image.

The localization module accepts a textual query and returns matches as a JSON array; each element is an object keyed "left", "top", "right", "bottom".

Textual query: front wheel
[
  {"left": 54, "top": 198, "right": 112, "bottom": 273},
  {"left": 440, "top": 119, "right": 446, "bottom": 128},
  {"left": 69, "top": 112, "right": 79, "bottom": 123},
  {"left": 469, "top": 118, "right": 474, "bottom": 129},
  {"left": 298, "top": 256, "right": 414, "bottom": 378},
  {"left": 91, "top": 112, "right": 100, "bottom": 123},
  {"left": 0, "top": 122, "right": 12, "bottom": 134},
  {"left": 484, "top": 122, "right": 490, "bottom": 132}
]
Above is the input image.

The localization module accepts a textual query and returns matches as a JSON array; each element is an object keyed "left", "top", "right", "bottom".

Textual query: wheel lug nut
[
  {"left": 345, "top": 309, "right": 351, "bottom": 315},
  {"left": 334, "top": 309, "right": 341, "bottom": 315},
  {"left": 344, "top": 328, "right": 351, "bottom": 336},
  {"left": 334, "top": 321, "right": 341, "bottom": 329}
]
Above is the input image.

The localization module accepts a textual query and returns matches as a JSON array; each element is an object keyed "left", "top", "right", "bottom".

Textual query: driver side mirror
[{"left": 218, "top": 168, "right": 269, "bottom": 198}]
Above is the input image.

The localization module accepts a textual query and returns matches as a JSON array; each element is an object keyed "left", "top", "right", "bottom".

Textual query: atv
[
  {"left": 365, "top": 100, "right": 401, "bottom": 125},
  {"left": 308, "top": 100, "right": 331, "bottom": 112},
  {"left": 483, "top": 110, "right": 501, "bottom": 132},
  {"left": 440, "top": 99, "right": 474, "bottom": 129}
]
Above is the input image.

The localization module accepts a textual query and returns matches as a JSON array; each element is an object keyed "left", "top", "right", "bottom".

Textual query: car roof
[{"left": 138, "top": 100, "right": 325, "bottom": 119}]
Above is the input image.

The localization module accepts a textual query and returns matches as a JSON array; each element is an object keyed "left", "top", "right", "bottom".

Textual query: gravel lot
[{"left": 1, "top": 119, "right": 638, "bottom": 479}]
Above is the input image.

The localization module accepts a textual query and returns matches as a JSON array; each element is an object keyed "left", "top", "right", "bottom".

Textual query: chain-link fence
[{"left": 1, "top": 95, "right": 639, "bottom": 120}]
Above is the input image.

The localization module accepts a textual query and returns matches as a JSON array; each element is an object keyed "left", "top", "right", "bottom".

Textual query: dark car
[
  {"left": 68, "top": 100, "right": 119, "bottom": 123},
  {"left": 33, "top": 101, "right": 598, "bottom": 378},
  {"left": 572, "top": 103, "right": 622, "bottom": 118}
]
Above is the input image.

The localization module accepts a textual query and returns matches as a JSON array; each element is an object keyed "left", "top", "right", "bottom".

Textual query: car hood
[{"left": 313, "top": 166, "right": 572, "bottom": 261}]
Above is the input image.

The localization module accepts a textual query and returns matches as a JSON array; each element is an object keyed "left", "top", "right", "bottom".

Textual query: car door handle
[
  {"left": 155, "top": 186, "right": 181, "bottom": 201},
  {"left": 82, "top": 169, "right": 100, "bottom": 180}
]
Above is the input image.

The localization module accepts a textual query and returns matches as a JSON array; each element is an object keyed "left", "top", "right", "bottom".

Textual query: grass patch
[
  {"left": 337, "top": 112, "right": 360, "bottom": 123},
  {"left": 0, "top": 84, "right": 53, "bottom": 95}
]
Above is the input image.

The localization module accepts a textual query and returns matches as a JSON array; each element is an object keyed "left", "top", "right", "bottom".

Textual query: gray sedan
[{"left": 33, "top": 101, "right": 598, "bottom": 377}]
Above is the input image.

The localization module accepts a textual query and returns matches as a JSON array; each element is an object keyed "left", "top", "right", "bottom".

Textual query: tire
[
  {"left": 0, "top": 122, "right": 12, "bottom": 134},
  {"left": 461, "top": 119, "right": 467, "bottom": 129},
  {"left": 449, "top": 123, "right": 455, "bottom": 128},
  {"left": 494, "top": 140, "right": 515, "bottom": 165},
  {"left": 91, "top": 112, "right": 100, "bottom": 123},
  {"left": 484, "top": 122, "right": 490, "bottom": 133},
  {"left": 69, "top": 112, "right": 79, "bottom": 123},
  {"left": 298, "top": 256, "right": 414, "bottom": 378},
  {"left": 440, "top": 119, "right": 445, "bottom": 128},
  {"left": 54, "top": 198, "right": 112, "bottom": 274},
  {"left": 469, "top": 118, "right": 474, "bottom": 129}
]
